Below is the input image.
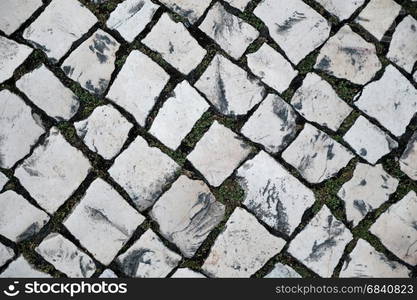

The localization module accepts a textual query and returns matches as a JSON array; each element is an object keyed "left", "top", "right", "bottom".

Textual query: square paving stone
[
  {"left": 99, "top": 269, "right": 118, "bottom": 278},
  {"left": 157, "top": 0, "right": 211, "bottom": 24},
  {"left": 355, "top": 0, "right": 402, "bottom": 41},
  {"left": 0, "top": 256, "right": 51, "bottom": 278},
  {"left": 15, "top": 127, "right": 91, "bottom": 214},
  {"left": 36, "top": 233, "right": 96, "bottom": 278},
  {"left": 151, "top": 175, "right": 225, "bottom": 258},
  {"left": 16, "top": 64, "right": 79, "bottom": 121},
  {"left": 291, "top": 73, "right": 353, "bottom": 132},
  {"left": 354, "top": 65, "right": 417, "bottom": 137},
  {"left": 254, "top": 0, "right": 331, "bottom": 64},
  {"left": 400, "top": 132, "right": 417, "bottom": 181},
  {"left": 241, "top": 94, "right": 298, "bottom": 154},
  {"left": 106, "top": 50, "right": 170, "bottom": 126},
  {"left": 62, "top": 29, "right": 120, "bottom": 96},
  {"left": 0, "top": 191, "right": 49, "bottom": 242},
  {"left": 0, "top": 0, "right": 43, "bottom": 35},
  {"left": 0, "top": 90, "right": 45, "bottom": 169},
  {"left": 106, "top": 0, "right": 159, "bottom": 43},
  {"left": 314, "top": 0, "right": 365, "bottom": 21},
  {"left": 149, "top": 81, "right": 209, "bottom": 150},
  {"left": 315, "top": 26, "right": 382, "bottom": 85},
  {"left": 108, "top": 135, "right": 180, "bottom": 211},
  {"left": 202, "top": 207, "right": 286, "bottom": 278},
  {"left": 340, "top": 239, "right": 410, "bottom": 277},
  {"left": 195, "top": 54, "right": 266, "bottom": 116},
  {"left": 343, "top": 116, "right": 398, "bottom": 164},
  {"left": 0, "top": 243, "right": 14, "bottom": 268},
  {"left": 370, "top": 191, "right": 417, "bottom": 266},
  {"left": 23, "top": 0, "right": 97, "bottom": 61},
  {"left": 199, "top": 2, "right": 258, "bottom": 59},
  {"left": 264, "top": 262, "right": 301, "bottom": 278},
  {"left": 288, "top": 205, "right": 353, "bottom": 277},
  {"left": 387, "top": 16, "right": 417, "bottom": 73},
  {"left": 338, "top": 163, "right": 398, "bottom": 227},
  {"left": 224, "top": 0, "right": 251, "bottom": 11},
  {"left": 74, "top": 105, "right": 133, "bottom": 160},
  {"left": 116, "top": 229, "right": 181, "bottom": 278},
  {"left": 0, "top": 173, "right": 8, "bottom": 191},
  {"left": 171, "top": 268, "right": 206, "bottom": 278},
  {"left": 187, "top": 121, "right": 252, "bottom": 187},
  {"left": 247, "top": 43, "right": 298, "bottom": 93},
  {"left": 237, "top": 151, "right": 315, "bottom": 236},
  {"left": 143, "top": 14, "right": 206, "bottom": 74},
  {"left": 64, "top": 179, "right": 145, "bottom": 265},
  {"left": 0, "top": 36, "right": 32, "bottom": 84},
  {"left": 282, "top": 123, "right": 354, "bottom": 184}
]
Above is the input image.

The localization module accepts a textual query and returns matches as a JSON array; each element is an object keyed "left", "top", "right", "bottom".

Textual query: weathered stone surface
[
  {"left": 0, "top": 173, "right": 8, "bottom": 191},
  {"left": 75, "top": 105, "right": 132, "bottom": 160},
  {"left": 99, "top": 269, "right": 118, "bottom": 278},
  {"left": 143, "top": 14, "right": 206, "bottom": 74},
  {"left": 0, "top": 90, "right": 45, "bottom": 169},
  {"left": 254, "top": 0, "right": 331, "bottom": 64},
  {"left": 109, "top": 135, "right": 180, "bottom": 211},
  {"left": 117, "top": 229, "right": 181, "bottom": 278},
  {"left": 0, "top": 191, "right": 49, "bottom": 242},
  {"left": 171, "top": 268, "right": 206, "bottom": 278},
  {"left": 195, "top": 54, "right": 265, "bottom": 116},
  {"left": 64, "top": 179, "right": 145, "bottom": 265},
  {"left": 62, "top": 30, "right": 119, "bottom": 96},
  {"left": 187, "top": 121, "right": 251, "bottom": 187},
  {"left": 282, "top": 123, "right": 354, "bottom": 184},
  {"left": 343, "top": 116, "right": 398, "bottom": 164},
  {"left": 288, "top": 205, "right": 353, "bottom": 277},
  {"left": 247, "top": 43, "right": 298, "bottom": 93},
  {"left": 414, "top": 71, "right": 417, "bottom": 83},
  {"left": 370, "top": 191, "right": 417, "bottom": 265},
  {"left": 400, "top": 132, "right": 417, "bottom": 180},
  {"left": 15, "top": 128, "right": 91, "bottom": 214},
  {"left": 202, "top": 208, "right": 286, "bottom": 278},
  {"left": 0, "top": 0, "right": 43, "bottom": 35},
  {"left": 340, "top": 239, "right": 410, "bottom": 278},
  {"left": 106, "top": 50, "right": 170, "bottom": 126},
  {"left": 355, "top": 65, "right": 417, "bottom": 137},
  {"left": 387, "top": 16, "right": 417, "bottom": 73},
  {"left": 151, "top": 175, "right": 225, "bottom": 257},
  {"left": 107, "top": 0, "right": 159, "bottom": 43},
  {"left": 0, "top": 243, "right": 14, "bottom": 268},
  {"left": 291, "top": 73, "right": 352, "bottom": 131},
  {"left": 338, "top": 163, "right": 398, "bottom": 227},
  {"left": 36, "top": 233, "right": 96, "bottom": 278},
  {"left": 23, "top": 0, "right": 97, "bottom": 61},
  {"left": 355, "top": 0, "right": 402, "bottom": 41},
  {"left": 157, "top": 0, "right": 211, "bottom": 24},
  {"left": 0, "top": 256, "right": 51, "bottom": 278},
  {"left": 16, "top": 64, "right": 79, "bottom": 121},
  {"left": 225, "top": 0, "right": 251, "bottom": 11},
  {"left": 0, "top": 36, "right": 32, "bottom": 83},
  {"left": 241, "top": 94, "right": 298, "bottom": 153},
  {"left": 315, "top": 26, "right": 382, "bottom": 85},
  {"left": 149, "top": 81, "right": 209, "bottom": 150},
  {"left": 199, "top": 2, "right": 258, "bottom": 59},
  {"left": 265, "top": 263, "right": 301, "bottom": 278},
  {"left": 237, "top": 151, "right": 315, "bottom": 236},
  {"left": 314, "top": 0, "right": 365, "bottom": 20}
]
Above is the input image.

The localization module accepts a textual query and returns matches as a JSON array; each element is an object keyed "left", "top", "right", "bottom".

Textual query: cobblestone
[{"left": 0, "top": 0, "right": 416, "bottom": 279}]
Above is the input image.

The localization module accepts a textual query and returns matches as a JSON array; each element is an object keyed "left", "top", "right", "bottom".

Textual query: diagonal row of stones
[{"left": 0, "top": 0, "right": 416, "bottom": 278}]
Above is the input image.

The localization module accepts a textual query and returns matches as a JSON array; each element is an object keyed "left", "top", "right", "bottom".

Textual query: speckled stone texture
[{"left": 0, "top": 0, "right": 416, "bottom": 279}]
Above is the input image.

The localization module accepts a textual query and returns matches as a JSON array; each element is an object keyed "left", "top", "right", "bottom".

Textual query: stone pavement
[{"left": 0, "top": 0, "right": 416, "bottom": 278}]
